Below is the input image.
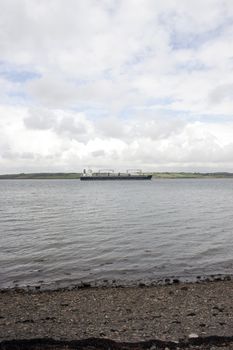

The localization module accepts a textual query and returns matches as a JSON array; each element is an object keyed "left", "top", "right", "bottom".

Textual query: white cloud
[
  {"left": 1, "top": 105, "right": 233, "bottom": 173},
  {"left": 1, "top": 0, "right": 233, "bottom": 172}
]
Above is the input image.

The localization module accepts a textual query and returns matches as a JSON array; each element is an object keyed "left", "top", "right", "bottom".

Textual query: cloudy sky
[{"left": 1, "top": 0, "right": 233, "bottom": 173}]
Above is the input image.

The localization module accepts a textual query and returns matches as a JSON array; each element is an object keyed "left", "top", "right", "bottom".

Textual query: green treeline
[
  {"left": 0, "top": 173, "right": 81, "bottom": 179},
  {"left": 152, "top": 172, "right": 233, "bottom": 179},
  {"left": 1, "top": 172, "right": 233, "bottom": 179}
]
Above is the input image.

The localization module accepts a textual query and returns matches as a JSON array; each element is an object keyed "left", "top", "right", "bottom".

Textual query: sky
[{"left": 1, "top": 0, "right": 233, "bottom": 173}]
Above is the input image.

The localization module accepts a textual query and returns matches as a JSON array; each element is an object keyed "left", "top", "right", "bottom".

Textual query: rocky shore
[{"left": 1, "top": 280, "right": 233, "bottom": 349}]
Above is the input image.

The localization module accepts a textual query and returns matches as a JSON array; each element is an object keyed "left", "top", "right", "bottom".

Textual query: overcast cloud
[{"left": 1, "top": 0, "right": 233, "bottom": 173}]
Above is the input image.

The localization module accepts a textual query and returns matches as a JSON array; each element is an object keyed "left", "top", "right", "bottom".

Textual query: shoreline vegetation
[{"left": 1, "top": 172, "right": 233, "bottom": 179}]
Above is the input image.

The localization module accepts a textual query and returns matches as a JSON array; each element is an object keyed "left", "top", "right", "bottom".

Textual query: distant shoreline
[{"left": 1, "top": 172, "right": 233, "bottom": 179}]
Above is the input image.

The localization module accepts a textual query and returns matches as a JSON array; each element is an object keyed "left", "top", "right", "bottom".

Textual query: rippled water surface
[{"left": 1, "top": 179, "right": 233, "bottom": 289}]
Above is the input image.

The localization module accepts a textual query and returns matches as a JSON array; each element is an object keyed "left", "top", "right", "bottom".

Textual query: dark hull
[{"left": 80, "top": 175, "right": 152, "bottom": 181}]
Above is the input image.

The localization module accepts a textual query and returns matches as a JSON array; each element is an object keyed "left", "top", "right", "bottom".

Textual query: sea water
[{"left": 1, "top": 179, "right": 233, "bottom": 289}]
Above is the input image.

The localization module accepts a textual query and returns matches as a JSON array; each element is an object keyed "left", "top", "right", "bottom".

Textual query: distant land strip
[{"left": 1, "top": 172, "right": 233, "bottom": 179}]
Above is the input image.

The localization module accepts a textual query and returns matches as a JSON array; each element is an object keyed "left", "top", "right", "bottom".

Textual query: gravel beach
[{"left": 1, "top": 280, "right": 233, "bottom": 349}]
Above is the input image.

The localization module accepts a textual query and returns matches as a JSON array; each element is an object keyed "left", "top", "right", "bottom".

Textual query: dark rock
[
  {"left": 60, "top": 303, "right": 69, "bottom": 306},
  {"left": 214, "top": 276, "right": 222, "bottom": 282},
  {"left": 224, "top": 275, "right": 231, "bottom": 281},
  {"left": 172, "top": 320, "right": 181, "bottom": 324},
  {"left": 181, "top": 286, "right": 188, "bottom": 291},
  {"left": 187, "top": 312, "right": 196, "bottom": 316},
  {"left": 110, "top": 328, "right": 117, "bottom": 332},
  {"left": 16, "top": 319, "right": 34, "bottom": 323},
  {"left": 99, "top": 331, "right": 106, "bottom": 336},
  {"left": 139, "top": 282, "right": 145, "bottom": 287},
  {"left": 79, "top": 282, "right": 91, "bottom": 289},
  {"left": 173, "top": 279, "right": 180, "bottom": 284},
  {"left": 213, "top": 306, "right": 224, "bottom": 312}
]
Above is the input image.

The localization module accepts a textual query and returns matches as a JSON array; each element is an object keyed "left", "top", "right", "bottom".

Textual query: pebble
[
  {"left": 188, "top": 333, "right": 199, "bottom": 338},
  {"left": 150, "top": 345, "right": 156, "bottom": 350}
]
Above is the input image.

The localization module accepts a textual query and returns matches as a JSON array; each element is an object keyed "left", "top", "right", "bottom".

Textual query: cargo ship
[{"left": 80, "top": 169, "right": 152, "bottom": 181}]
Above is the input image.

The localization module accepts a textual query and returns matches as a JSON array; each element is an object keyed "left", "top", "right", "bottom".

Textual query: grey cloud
[
  {"left": 0, "top": 134, "right": 10, "bottom": 154},
  {"left": 56, "top": 116, "right": 87, "bottom": 136},
  {"left": 97, "top": 116, "right": 187, "bottom": 143},
  {"left": 24, "top": 108, "right": 56, "bottom": 130},
  {"left": 91, "top": 150, "right": 106, "bottom": 157},
  {"left": 122, "top": 136, "right": 233, "bottom": 166},
  {"left": 1, "top": 150, "right": 35, "bottom": 160},
  {"left": 95, "top": 115, "right": 186, "bottom": 142},
  {"left": 134, "top": 118, "right": 187, "bottom": 140},
  {"left": 27, "top": 77, "right": 80, "bottom": 108},
  {"left": 24, "top": 108, "right": 91, "bottom": 142},
  {"left": 208, "top": 84, "right": 233, "bottom": 104},
  {"left": 96, "top": 117, "right": 126, "bottom": 139},
  {"left": 54, "top": 116, "right": 91, "bottom": 143}
]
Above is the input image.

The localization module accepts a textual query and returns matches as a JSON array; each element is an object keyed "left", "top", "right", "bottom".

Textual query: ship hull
[{"left": 80, "top": 175, "right": 152, "bottom": 181}]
